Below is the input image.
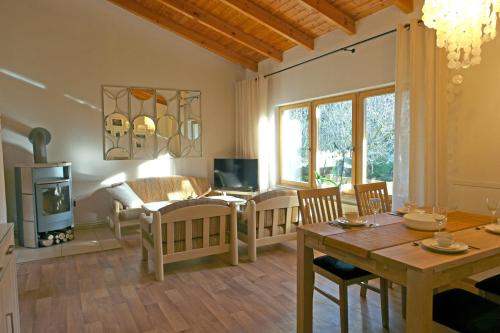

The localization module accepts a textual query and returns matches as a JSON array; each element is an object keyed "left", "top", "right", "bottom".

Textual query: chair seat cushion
[
  {"left": 466, "top": 307, "right": 500, "bottom": 333},
  {"left": 313, "top": 255, "right": 372, "bottom": 281},
  {"left": 476, "top": 274, "right": 500, "bottom": 296},
  {"left": 433, "top": 289, "right": 500, "bottom": 333}
]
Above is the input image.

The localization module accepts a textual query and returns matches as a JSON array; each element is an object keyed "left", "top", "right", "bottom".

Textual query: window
[
  {"left": 279, "top": 87, "right": 395, "bottom": 193},
  {"left": 314, "top": 95, "right": 355, "bottom": 191},
  {"left": 279, "top": 103, "right": 310, "bottom": 186},
  {"left": 359, "top": 89, "right": 396, "bottom": 192}
]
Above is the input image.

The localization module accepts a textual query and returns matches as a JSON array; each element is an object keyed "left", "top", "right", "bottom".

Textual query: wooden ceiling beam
[
  {"left": 157, "top": 0, "right": 282, "bottom": 62},
  {"left": 299, "top": 0, "right": 355, "bottom": 35},
  {"left": 220, "top": 0, "right": 315, "bottom": 50},
  {"left": 393, "top": 0, "right": 413, "bottom": 13},
  {"left": 107, "top": 0, "right": 258, "bottom": 71}
]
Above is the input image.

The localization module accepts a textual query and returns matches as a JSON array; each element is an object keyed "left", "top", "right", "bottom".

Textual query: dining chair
[
  {"left": 353, "top": 181, "right": 391, "bottom": 216},
  {"left": 297, "top": 187, "right": 389, "bottom": 333},
  {"left": 475, "top": 274, "right": 500, "bottom": 304},
  {"left": 354, "top": 181, "right": 407, "bottom": 313},
  {"left": 433, "top": 288, "right": 500, "bottom": 332}
]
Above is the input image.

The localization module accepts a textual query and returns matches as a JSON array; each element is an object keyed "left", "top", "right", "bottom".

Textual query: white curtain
[
  {"left": 393, "top": 19, "right": 449, "bottom": 209},
  {"left": 235, "top": 76, "right": 273, "bottom": 190}
]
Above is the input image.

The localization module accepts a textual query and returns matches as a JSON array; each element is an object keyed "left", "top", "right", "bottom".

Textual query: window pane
[
  {"left": 363, "top": 93, "right": 395, "bottom": 190},
  {"left": 316, "top": 100, "right": 353, "bottom": 189},
  {"left": 281, "top": 106, "right": 309, "bottom": 183}
]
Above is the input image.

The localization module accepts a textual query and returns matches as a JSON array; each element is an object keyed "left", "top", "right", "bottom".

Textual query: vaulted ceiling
[{"left": 108, "top": 0, "right": 414, "bottom": 71}]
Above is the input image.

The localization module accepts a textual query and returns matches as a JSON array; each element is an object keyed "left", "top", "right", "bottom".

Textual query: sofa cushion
[
  {"left": 107, "top": 183, "right": 144, "bottom": 209},
  {"left": 127, "top": 176, "right": 211, "bottom": 203}
]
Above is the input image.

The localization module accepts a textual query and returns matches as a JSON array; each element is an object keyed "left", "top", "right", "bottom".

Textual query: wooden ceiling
[{"left": 108, "top": 0, "right": 414, "bottom": 71}]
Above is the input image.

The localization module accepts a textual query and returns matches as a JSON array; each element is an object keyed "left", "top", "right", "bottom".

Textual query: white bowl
[{"left": 403, "top": 213, "right": 446, "bottom": 231}]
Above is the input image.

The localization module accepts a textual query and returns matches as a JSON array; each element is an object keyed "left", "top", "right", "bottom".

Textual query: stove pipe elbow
[{"left": 28, "top": 127, "right": 51, "bottom": 164}]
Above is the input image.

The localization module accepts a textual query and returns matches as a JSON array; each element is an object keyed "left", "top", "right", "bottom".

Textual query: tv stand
[{"left": 217, "top": 189, "right": 258, "bottom": 199}]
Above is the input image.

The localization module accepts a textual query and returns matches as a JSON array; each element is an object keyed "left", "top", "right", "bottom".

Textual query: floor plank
[{"left": 18, "top": 230, "right": 407, "bottom": 332}]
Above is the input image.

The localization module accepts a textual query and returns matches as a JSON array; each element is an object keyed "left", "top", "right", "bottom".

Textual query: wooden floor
[{"left": 17, "top": 229, "right": 407, "bottom": 332}]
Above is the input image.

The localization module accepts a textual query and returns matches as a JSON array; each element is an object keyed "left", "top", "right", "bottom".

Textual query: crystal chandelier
[{"left": 422, "top": 0, "right": 500, "bottom": 71}]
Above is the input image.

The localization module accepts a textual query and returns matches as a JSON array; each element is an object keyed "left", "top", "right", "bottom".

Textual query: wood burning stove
[
  {"left": 35, "top": 179, "right": 72, "bottom": 232},
  {"left": 15, "top": 163, "right": 73, "bottom": 248}
]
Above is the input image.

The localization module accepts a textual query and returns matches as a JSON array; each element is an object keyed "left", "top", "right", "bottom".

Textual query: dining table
[{"left": 297, "top": 211, "right": 500, "bottom": 333}]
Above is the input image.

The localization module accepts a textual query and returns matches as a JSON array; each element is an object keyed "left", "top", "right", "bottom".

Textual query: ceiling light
[{"left": 423, "top": 1, "right": 500, "bottom": 72}]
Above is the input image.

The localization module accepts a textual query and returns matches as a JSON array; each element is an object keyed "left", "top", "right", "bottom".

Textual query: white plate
[
  {"left": 485, "top": 224, "right": 500, "bottom": 235},
  {"left": 335, "top": 217, "right": 368, "bottom": 227},
  {"left": 403, "top": 213, "right": 446, "bottom": 231},
  {"left": 396, "top": 207, "right": 425, "bottom": 214},
  {"left": 421, "top": 238, "right": 469, "bottom": 253}
]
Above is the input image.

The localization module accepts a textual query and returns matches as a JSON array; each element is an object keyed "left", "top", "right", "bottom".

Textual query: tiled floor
[{"left": 15, "top": 225, "right": 123, "bottom": 263}]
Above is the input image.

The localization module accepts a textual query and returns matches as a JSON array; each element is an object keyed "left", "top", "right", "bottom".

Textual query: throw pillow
[{"left": 106, "top": 182, "right": 144, "bottom": 209}]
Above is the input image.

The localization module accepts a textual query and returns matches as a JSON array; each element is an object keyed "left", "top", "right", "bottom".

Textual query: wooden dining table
[{"left": 297, "top": 211, "right": 500, "bottom": 333}]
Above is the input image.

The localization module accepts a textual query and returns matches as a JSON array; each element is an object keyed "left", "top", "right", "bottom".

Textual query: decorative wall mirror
[{"left": 102, "top": 85, "right": 202, "bottom": 160}]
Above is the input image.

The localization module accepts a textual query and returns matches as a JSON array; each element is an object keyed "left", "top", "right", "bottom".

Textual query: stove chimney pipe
[{"left": 28, "top": 127, "right": 51, "bottom": 163}]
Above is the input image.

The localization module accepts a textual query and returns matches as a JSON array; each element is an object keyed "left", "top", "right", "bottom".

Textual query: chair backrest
[
  {"left": 158, "top": 198, "right": 229, "bottom": 221},
  {"left": 155, "top": 198, "right": 235, "bottom": 255},
  {"left": 297, "top": 187, "right": 343, "bottom": 224},
  {"left": 247, "top": 190, "right": 300, "bottom": 236},
  {"left": 354, "top": 182, "right": 391, "bottom": 216}
]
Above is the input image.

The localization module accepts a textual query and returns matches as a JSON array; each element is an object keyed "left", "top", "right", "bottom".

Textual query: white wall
[
  {"left": 0, "top": 0, "right": 244, "bottom": 224},
  {"left": 448, "top": 36, "right": 500, "bottom": 215}
]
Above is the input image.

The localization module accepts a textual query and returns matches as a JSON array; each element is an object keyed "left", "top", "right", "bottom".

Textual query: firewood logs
[{"left": 38, "top": 227, "right": 74, "bottom": 247}]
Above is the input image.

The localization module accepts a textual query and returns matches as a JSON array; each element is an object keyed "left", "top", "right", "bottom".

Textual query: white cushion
[{"left": 106, "top": 182, "right": 144, "bottom": 209}]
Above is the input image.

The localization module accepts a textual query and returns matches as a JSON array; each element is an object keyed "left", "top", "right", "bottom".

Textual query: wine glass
[
  {"left": 486, "top": 198, "right": 499, "bottom": 224},
  {"left": 404, "top": 199, "right": 416, "bottom": 213},
  {"left": 433, "top": 207, "right": 447, "bottom": 232},
  {"left": 369, "top": 198, "right": 382, "bottom": 226}
]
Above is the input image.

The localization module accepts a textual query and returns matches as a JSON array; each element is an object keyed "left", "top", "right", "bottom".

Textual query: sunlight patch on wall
[
  {"left": 100, "top": 172, "right": 126, "bottom": 186},
  {"left": 2, "top": 129, "right": 32, "bottom": 153},
  {"left": 138, "top": 159, "right": 174, "bottom": 179},
  {"left": 64, "top": 94, "right": 100, "bottom": 111},
  {"left": 0, "top": 68, "right": 46, "bottom": 89}
]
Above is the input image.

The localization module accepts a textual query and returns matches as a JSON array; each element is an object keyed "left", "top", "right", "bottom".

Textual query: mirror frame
[{"left": 101, "top": 85, "right": 202, "bottom": 160}]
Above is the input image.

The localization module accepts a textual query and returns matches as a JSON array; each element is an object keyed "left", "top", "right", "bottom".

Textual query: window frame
[
  {"left": 278, "top": 102, "right": 312, "bottom": 188},
  {"left": 278, "top": 86, "right": 395, "bottom": 191},
  {"left": 312, "top": 93, "right": 357, "bottom": 193},
  {"left": 357, "top": 86, "right": 396, "bottom": 186}
]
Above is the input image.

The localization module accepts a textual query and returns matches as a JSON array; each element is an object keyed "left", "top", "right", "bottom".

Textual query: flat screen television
[{"left": 214, "top": 158, "right": 259, "bottom": 191}]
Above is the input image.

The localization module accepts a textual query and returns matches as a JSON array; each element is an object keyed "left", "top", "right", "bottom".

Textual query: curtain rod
[{"left": 263, "top": 20, "right": 422, "bottom": 79}]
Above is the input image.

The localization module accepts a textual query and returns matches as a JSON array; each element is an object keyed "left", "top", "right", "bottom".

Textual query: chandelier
[{"left": 422, "top": 0, "right": 500, "bottom": 72}]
